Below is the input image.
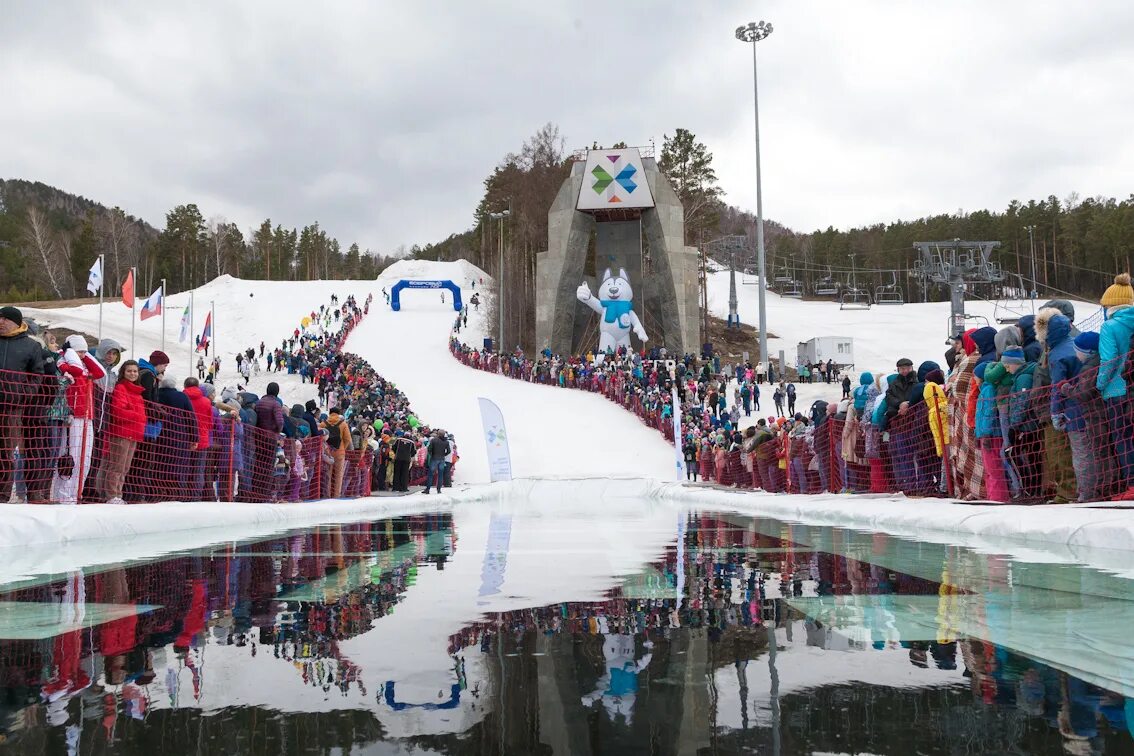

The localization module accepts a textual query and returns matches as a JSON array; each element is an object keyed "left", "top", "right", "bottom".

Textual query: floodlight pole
[
  {"left": 737, "top": 20, "right": 773, "bottom": 376},
  {"left": 489, "top": 209, "right": 511, "bottom": 369},
  {"left": 1024, "top": 225, "right": 1038, "bottom": 300}
]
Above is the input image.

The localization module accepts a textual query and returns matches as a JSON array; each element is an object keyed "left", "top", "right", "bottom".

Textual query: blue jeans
[
  {"left": 1107, "top": 398, "right": 1134, "bottom": 491},
  {"left": 427, "top": 459, "right": 445, "bottom": 491}
]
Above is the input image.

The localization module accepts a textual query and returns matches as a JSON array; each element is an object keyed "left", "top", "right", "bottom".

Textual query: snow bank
[
  {"left": 3, "top": 477, "right": 1133, "bottom": 596},
  {"left": 378, "top": 258, "right": 489, "bottom": 284},
  {"left": 653, "top": 483, "right": 1134, "bottom": 575},
  {"left": 0, "top": 491, "right": 487, "bottom": 587}
]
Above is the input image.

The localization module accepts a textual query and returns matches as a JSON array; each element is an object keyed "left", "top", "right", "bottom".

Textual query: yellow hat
[{"left": 1101, "top": 273, "right": 1133, "bottom": 308}]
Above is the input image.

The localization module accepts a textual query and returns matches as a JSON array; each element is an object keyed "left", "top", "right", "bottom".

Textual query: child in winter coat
[{"left": 973, "top": 362, "right": 1010, "bottom": 502}]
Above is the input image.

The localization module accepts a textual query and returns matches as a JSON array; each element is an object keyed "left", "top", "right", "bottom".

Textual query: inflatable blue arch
[{"left": 390, "top": 280, "right": 462, "bottom": 312}]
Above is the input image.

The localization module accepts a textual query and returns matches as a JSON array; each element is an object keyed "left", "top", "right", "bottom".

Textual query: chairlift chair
[
  {"left": 813, "top": 266, "right": 840, "bottom": 297},
  {"left": 874, "top": 271, "right": 905, "bottom": 305},
  {"left": 993, "top": 273, "right": 1034, "bottom": 324},
  {"left": 781, "top": 279, "right": 803, "bottom": 298},
  {"left": 839, "top": 287, "right": 872, "bottom": 310},
  {"left": 773, "top": 266, "right": 793, "bottom": 285}
]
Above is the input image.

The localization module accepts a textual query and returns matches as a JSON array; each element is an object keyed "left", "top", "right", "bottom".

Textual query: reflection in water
[{"left": 0, "top": 508, "right": 1130, "bottom": 755}]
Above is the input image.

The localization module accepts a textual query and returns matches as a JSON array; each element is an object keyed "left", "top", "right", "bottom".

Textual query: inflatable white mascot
[{"left": 577, "top": 268, "right": 648, "bottom": 362}]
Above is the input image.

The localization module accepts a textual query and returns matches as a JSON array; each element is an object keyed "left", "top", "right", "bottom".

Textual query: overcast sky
[{"left": 2, "top": 1, "right": 1131, "bottom": 253}]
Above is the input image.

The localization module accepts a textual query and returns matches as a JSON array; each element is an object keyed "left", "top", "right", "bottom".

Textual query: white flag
[
  {"left": 477, "top": 397, "right": 512, "bottom": 482},
  {"left": 86, "top": 257, "right": 103, "bottom": 295}
]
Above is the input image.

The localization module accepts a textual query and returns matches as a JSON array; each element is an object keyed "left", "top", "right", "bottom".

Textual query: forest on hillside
[
  {"left": 0, "top": 179, "right": 398, "bottom": 302},
  {"left": 5, "top": 128, "right": 1131, "bottom": 352}
]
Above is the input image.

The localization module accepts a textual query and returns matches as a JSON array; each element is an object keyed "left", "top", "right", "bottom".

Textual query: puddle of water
[{"left": 0, "top": 503, "right": 1130, "bottom": 754}]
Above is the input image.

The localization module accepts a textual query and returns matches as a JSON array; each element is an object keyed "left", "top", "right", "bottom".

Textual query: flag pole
[
  {"left": 130, "top": 266, "right": 136, "bottom": 359},
  {"left": 97, "top": 254, "right": 104, "bottom": 341},
  {"left": 211, "top": 300, "right": 216, "bottom": 376},
  {"left": 189, "top": 290, "right": 194, "bottom": 378},
  {"left": 161, "top": 278, "right": 167, "bottom": 353}
]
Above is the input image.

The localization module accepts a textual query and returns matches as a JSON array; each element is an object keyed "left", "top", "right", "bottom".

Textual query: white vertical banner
[
  {"left": 672, "top": 385, "right": 685, "bottom": 481},
  {"left": 477, "top": 397, "right": 513, "bottom": 482}
]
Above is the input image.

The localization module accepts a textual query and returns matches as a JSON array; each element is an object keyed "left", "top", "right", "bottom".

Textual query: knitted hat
[
  {"left": 0, "top": 306, "right": 23, "bottom": 326},
  {"left": 65, "top": 334, "right": 89, "bottom": 352},
  {"left": 973, "top": 362, "right": 988, "bottom": 380},
  {"left": 149, "top": 350, "right": 170, "bottom": 366},
  {"left": 1074, "top": 331, "right": 1100, "bottom": 354},
  {"left": 1001, "top": 346, "right": 1025, "bottom": 365},
  {"left": 1100, "top": 273, "right": 1133, "bottom": 308}
]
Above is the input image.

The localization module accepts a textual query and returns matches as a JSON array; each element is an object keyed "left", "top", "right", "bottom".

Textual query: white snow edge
[{"left": 2, "top": 479, "right": 1132, "bottom": 589}]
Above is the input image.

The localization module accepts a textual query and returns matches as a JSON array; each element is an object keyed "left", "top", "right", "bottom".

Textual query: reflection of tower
[{"left": 728, "top": 252, "right": 740, "bottom": 328}]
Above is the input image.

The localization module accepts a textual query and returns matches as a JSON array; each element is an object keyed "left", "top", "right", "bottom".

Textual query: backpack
[{"left": 326, "top": 419, "right": 342, "bottom": 450}]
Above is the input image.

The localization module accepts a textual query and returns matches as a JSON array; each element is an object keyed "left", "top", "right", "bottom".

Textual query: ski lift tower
[
  {"left": 704, "top": 235, "right": 749, "bottom": 333},
  {"left": 912, "top": 239, "right": 1003, "bottom": 339}
]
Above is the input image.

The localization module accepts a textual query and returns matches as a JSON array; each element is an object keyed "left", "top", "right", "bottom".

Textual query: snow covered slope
[
  {"left": 25, "top": 261, "right": 676, "bottom": 485},
  {"left": 22, "top": 275, "right": 382, "bottom": 410},
  {"left": 705, "top": 267, "right": 1100, "bottom": 376},
  {"left": 352, "top": 262, "right": 675, "bottom": 483}
]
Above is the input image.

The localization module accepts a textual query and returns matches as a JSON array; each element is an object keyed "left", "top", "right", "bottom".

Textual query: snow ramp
[{"left": 349, "top": 261, "right": 675, "bottom": 484}]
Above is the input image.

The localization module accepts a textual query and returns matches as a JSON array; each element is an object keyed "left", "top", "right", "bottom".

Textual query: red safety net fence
[
  {"left": 450, "top": 338, "right": 1134, "bottom": 504},
  {"left": 0, "top": 368, "right": 376, "bottom": 505}
]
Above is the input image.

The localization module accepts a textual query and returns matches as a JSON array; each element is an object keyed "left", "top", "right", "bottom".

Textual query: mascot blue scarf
[{"left": 600, "top": 299, "right": 633, "bottom": 324}]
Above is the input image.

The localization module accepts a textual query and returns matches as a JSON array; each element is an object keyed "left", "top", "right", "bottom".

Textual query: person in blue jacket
[
  {"left": 971, "top": 326, "right": 999, "bottom": 367},
  {"left": 852, "top": 372, "right": 874, "bottom": 414},
  {"left": 1096, "top": 294, "right": 1134, "bottom": 499},
  {"left": 1047, "top": 313, "right": 1091, "bottom": 501},
  {"left": 1016, "top": 314, "right": 1043, "bottom": 363}
]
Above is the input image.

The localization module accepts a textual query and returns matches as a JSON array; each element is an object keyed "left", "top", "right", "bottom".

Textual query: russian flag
[
  {"left": 197, "top": 311, "right": 212, "bottom": 352},
  {"left": 139, "top": 285, "right": 163, "bottom": 321}
]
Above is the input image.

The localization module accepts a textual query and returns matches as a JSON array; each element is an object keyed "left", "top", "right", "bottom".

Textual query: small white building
[{"left": 797, "top": 336, "right": 854, "bottom": 368}]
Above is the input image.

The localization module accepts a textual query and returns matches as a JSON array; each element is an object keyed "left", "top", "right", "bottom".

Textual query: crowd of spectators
[
  {"left": 0, "top": 292, "right": 456, "bottom": 505},
  {"left": 451, "top": 274, "right": 1134, "bottom": 504}
]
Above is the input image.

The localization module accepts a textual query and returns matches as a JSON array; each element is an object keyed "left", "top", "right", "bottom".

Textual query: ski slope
[
  {"left": 352, "top": 260, "right": 675, "bottom": 483},
  {"left": 24, "top": 261, "right": 676, "bottom": 485},
  {"left": 22, "top": 275, "right": 381, "bottom": 411},
  {"left": 706, "top": 266, "right": 1100, "bottom": 376}
]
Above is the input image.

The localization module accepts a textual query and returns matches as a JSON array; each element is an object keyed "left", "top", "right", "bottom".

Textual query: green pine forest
[{"left": 3, "top": 123, "right": 1132, "bottom": 352}]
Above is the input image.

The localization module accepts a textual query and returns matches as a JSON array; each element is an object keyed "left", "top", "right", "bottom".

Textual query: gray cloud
[{"left": 2, "top": 0, "right": 1131, "bottom": 252}]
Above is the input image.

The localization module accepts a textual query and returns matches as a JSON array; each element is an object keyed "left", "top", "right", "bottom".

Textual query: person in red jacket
[
  {"left": 51, "top": 335, "right": 106, "bottom": 504},
  {"left": 182, "top": 377, "right": 213, "bottom": 501},
  {"left": 98, "top": 360, "right": 146, "bottom": 504}
]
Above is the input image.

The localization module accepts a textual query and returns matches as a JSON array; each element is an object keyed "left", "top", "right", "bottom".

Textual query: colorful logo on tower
[{"left": 576, "top": 148, "right": 655, "bottom": 211}]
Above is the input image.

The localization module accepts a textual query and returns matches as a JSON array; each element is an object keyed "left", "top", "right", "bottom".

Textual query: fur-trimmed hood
[{"left": 1034, "top": 307, "right": 1061, "bottom": 346}]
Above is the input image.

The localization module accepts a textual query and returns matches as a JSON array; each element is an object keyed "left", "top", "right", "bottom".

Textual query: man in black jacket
[
  {"left": 424, "top": 429, "right": 450, "bottom": 494},
  {"left": 884, "top": 357, "right": 921, "bottom": 495},
  {"left": 0, "top": 307, "right": 45, "bottom": 502},
  {"left": 883, "top": 358, "right": 918, "bottom": 429},
  {"left": 391, "top": 431, "right": 416, "bottom": 493}
]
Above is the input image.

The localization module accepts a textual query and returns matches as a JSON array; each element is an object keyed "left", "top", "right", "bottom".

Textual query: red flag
[
  {"left": 196, "top": 311, "right": 212, "bottom": 352},
  {"left": 121, "top": 270, "right": 135, "bottom": 309}
]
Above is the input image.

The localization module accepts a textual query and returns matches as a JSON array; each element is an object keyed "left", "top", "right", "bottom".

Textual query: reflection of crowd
[
  {"left": 444, "top": 512, "right": 1132, "bottom": 748},
  {"left": 0, "top": 514, "right": 453, "bottom": 744}
]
